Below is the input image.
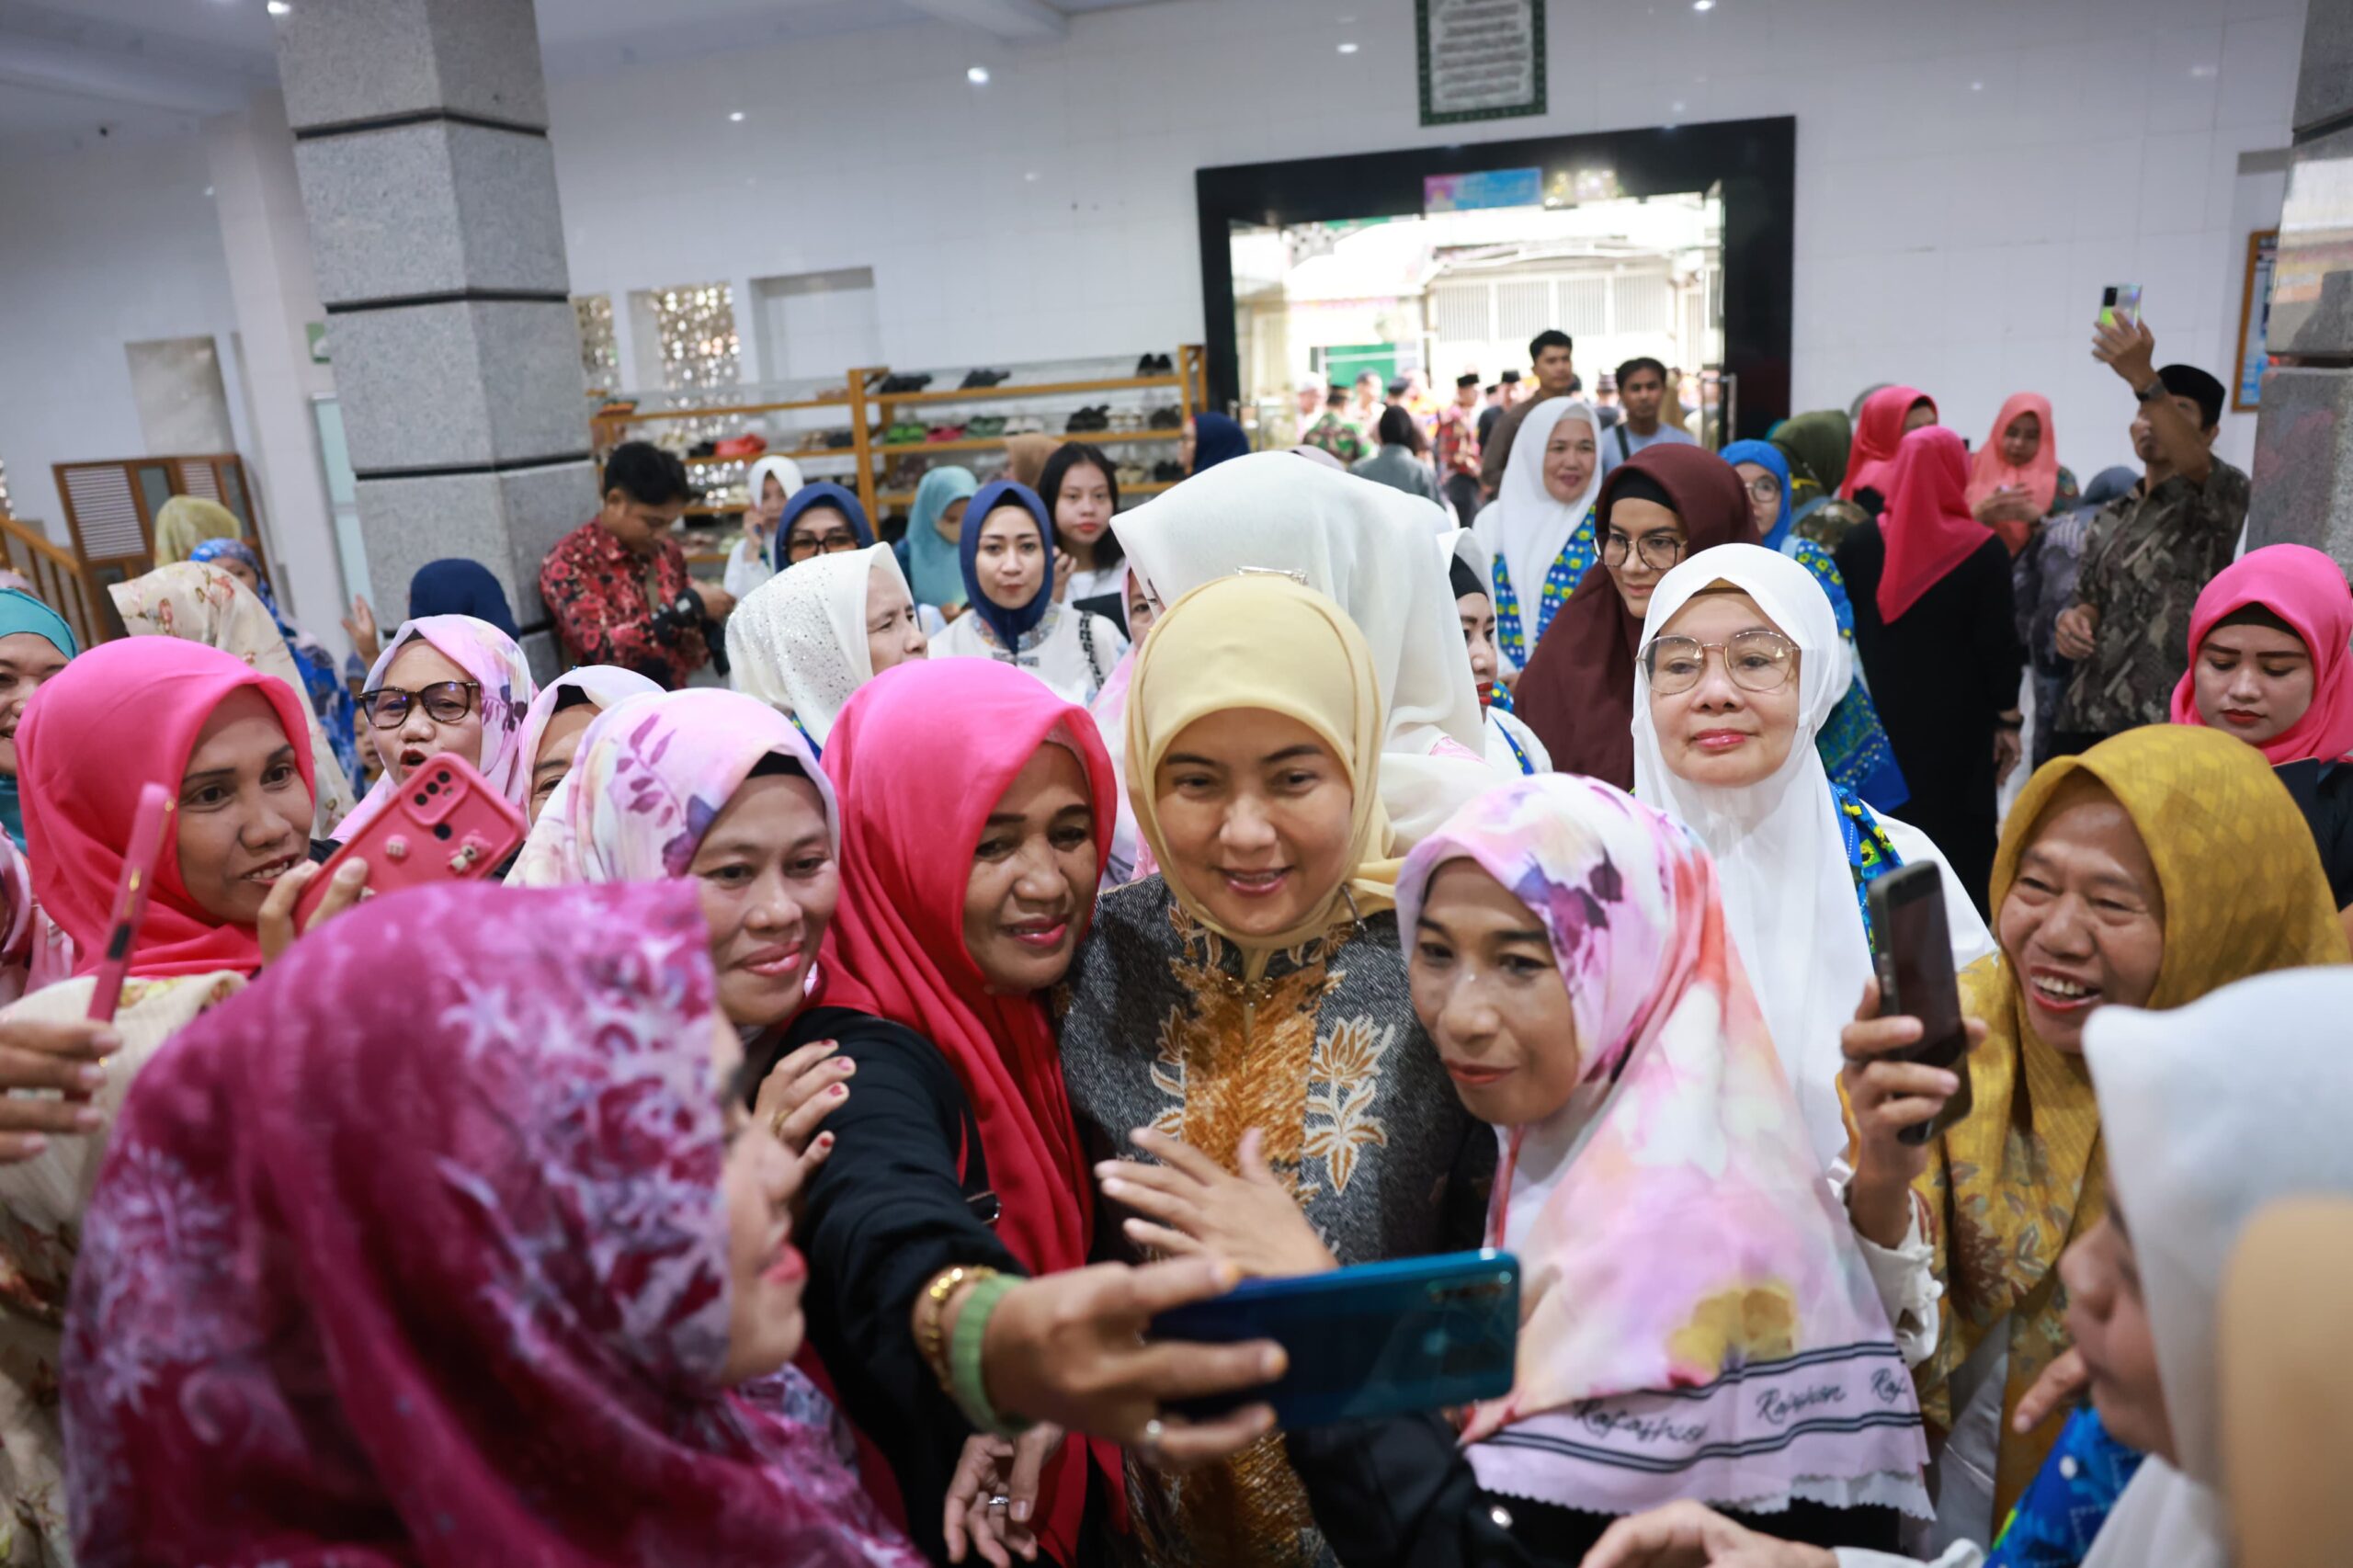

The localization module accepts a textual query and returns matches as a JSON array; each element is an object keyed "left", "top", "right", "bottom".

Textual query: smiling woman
[
  {"left": 930, "top": 479, "right": 1126, "bottom": 704},
  {"left": 0, "top": 635, "right": 331, "bottom": 1561},
  {"left": 1896, "top": 723, "right": 2347, "bottom": 1543},
  {"left": 1057, "top": 574, "right": 1490, "bottom": 1568}
]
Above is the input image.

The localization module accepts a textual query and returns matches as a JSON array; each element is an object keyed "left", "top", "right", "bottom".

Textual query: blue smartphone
[{"left": 1147, "top": 1250, "right": 1519, "bottom": 1429}]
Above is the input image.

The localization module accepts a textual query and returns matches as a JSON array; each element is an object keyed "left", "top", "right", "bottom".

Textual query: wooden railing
[{"left": 0, "top": 516, "right": 112, "bottom": 649}]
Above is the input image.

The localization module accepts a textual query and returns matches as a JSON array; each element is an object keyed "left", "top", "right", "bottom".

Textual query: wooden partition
[
  {"left": 0, "top": 515, "right": 114, "bottom": 648},
  {"left": 49, "top": 454, "right": 274, "bottom": 597}
]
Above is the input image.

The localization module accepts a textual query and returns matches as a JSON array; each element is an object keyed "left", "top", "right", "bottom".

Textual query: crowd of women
[{"left": 0, "top": 326, "right": 2343, "bottom": 1568}]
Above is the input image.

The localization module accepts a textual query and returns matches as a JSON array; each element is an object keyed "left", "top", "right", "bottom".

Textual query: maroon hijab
[
  {"left": 63, "top": 880, "right": 920, "bottom": 1568},
  {"left": 1516, "top": 442, "right": 1758, "bottom": 788}
]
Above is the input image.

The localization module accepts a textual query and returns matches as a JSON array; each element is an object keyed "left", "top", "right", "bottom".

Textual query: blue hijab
[
  {"left": 1722, "top": 439, "right": 1794, "bottom": 552},
  {"left": 905, "top": 466, "right": 980, "bottom": 609},
  {"left": 407, "top": 559, "right": 520, "bottom": 640},
  {"left": 1190, "top": 412, "right": 1251, "bottom": 473},
  {"left": 0, "top": 590, "right": 76, "bottom": 851},
  {"left": 959, "top": 480, "right": 1056, "bottom": 653},
  {"left": 766, "top": 483, "right": 875, "bottom": 574},
  {"left": 188, "top": 539, "right": 363, "bottom": 783}
]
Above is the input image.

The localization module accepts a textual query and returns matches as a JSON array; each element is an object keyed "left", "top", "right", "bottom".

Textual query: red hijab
[
  {"left": 818, "top": 657, "right": 1116, "bottom": 1560},
  {"left": 2169, "top": 544, "right": 2353, "bottom": 766},
  {"left": 1843, "top": 384, "right": 1936, "bottom": 500},
  {"left": 1966, "top": 392, "right": 2062, "bottom": 552},
  {"left": 1876, "top": 425, "right": 1993, "bottom": 624},
  {"left": 1516, "top": 442, "right": 1758, "bottom": 789},
  {"left": 17, "top": 636, "right": 314, "bottom": 979},
  {"left": 60, "top": 880, "right": 920, "bottom": 1566}
]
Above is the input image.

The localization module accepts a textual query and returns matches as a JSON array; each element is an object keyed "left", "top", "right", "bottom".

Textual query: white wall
[
  {"left": 0, "top": 136, "right": 249, "bottom": 534},
  {"left": 548, "top": 0, "right": 2305, "bottom": 480},
  {"left": 0, "top": 0, "right": 2309, "bottom": 558}
]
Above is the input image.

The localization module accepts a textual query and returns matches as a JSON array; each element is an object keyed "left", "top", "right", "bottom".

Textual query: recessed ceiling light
[
  {"left": 1337, "top": 40, "right": 1359, "bottom": 53},
  {"left": 203, "top": 186, "right": 215, "bottom": 196},
  {"left": 728, "top": 110, "right": 745, "bottom": 121},
  {"left": 1671, "top": 100, "right": 1686, "bottom": 111},
  {"left": 1692, "top": 0, "right": 1713, "bottom": 10},
  {"left": 267, "top": 0, "right": 290, "bottom": 13},
  {"left": 2191, "top": 63, "right": 2217, "bottom": 77},
  {"left": 966, "top": 64, "right": 990, "bottom": 85},
  {"left": 1970, "top": 80, "right": 1984, "bottom": 91},
  {"left": 1024, "top": 170, "right": 1040, "bottom": 181}
]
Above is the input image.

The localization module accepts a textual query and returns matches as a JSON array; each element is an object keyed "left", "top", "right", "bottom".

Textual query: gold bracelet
[{"left": 919, "top": 1266, "right": 995, "bottom": 1392}]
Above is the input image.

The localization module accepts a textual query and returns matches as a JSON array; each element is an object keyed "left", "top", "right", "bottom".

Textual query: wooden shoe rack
[{"left": 588, "top": 347, "right": 1206, "bottom": 567}]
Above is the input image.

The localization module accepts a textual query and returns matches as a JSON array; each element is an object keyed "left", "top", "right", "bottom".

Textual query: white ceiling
[{"left": 0, "top": 0, "right": 1165, "bottom": 153}]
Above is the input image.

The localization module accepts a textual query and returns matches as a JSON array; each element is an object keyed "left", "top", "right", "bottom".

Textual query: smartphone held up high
[
  {"left": 1866, "top": 860, "right": 1973, "bottom": 1147},
  {"left": 2098, "top": 283, "right": 2143, "bottom": 330}
]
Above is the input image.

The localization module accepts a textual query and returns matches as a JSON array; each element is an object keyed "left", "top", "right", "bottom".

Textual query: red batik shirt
[
  {"left": 539, "top": 519, "right": 706, "bottom": 688},
  {"left": 1436, "top": 403, "right": 1483, "bottom": 481}
]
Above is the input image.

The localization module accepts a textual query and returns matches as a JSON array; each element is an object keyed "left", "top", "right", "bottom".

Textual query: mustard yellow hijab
[
  {"left": 152, "top": 495, "right": 244, "bottom": 567},
  {"left": 1915, "top": 723, "right": 2347, "bottom": 1517},
  {"left": 1125, "top": 574, "right": 1397, "bottom": 971}
]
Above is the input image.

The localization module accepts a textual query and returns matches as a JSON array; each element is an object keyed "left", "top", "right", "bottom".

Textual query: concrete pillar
[
  {"left": 272, "top": 0, "right": 590, "bottom": 676},
  {"left": 204, "top": 90, "right": 351, "bottom": 661},
  {"left": 2246, "top": 5, "right": 2353, "bottom": 562}
]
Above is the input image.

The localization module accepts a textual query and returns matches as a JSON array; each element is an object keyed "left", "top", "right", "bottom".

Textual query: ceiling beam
[{"left": 900, "top": 0, "right": 1068, "bottom": 42}]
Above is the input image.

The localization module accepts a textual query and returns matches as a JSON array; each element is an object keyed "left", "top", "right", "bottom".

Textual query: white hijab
[
  {"left": 725, "top": 543, "right": 911, "bottom": 746},
  {"left": 745, "top": 454, "right": 805, "bottom": 516},
  {"left": 2079, "top": 968, "right": 2353, "bottom": 1568},
  {"left": 1112, "top": 451, "right": 1504, "bottom": 846},
  {"left": 1632, "top": 544, "right": 1991, "bottom": 1166},
  {"left": 1474, "top": 396, "right": 1601, "bottom": 662}
]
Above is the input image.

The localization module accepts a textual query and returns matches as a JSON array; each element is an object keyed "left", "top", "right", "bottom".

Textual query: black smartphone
[{"left": 1866, "top": 861, "right": 1973, "bottom": 1146}]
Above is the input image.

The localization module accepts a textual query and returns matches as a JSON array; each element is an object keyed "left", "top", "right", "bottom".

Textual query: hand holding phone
[
  {"left": 1148, "top": 1250, "right": 1520, "bottom": 1429},
  {"left": 293, "top": 751, "right": 525, "bottom": 931},
  {"left": 1862, "top": 861, "right": 1976, "bottom": 1149},
  {"left": 88, "top": 784, "right": 172, "bottom": 1024},
  {"left": 2097, "top": 283, "right": 2143, "bottom": 330}
]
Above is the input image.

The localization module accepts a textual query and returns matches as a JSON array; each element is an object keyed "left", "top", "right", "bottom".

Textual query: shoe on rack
[
  {"left": 960, "top": 368, "right": 1013, "bottom": 389},
  {"left": 824, "top": 429, "right": 855, "bottom": 449},
  {"left": 1134, "top": 353, "right": 1157, "bottom": 377},
  {"left": 714, "top": 434, "right": 767, "bottom": 459},
  {"left": 926, "top": 424, "right": 967, "bottom": 443},
  {"left": 688, "top": 440, "right": 717, "bottom": 459},
  {"left": 1146, "top": 404, "right": 1181, "bottom": 429}
]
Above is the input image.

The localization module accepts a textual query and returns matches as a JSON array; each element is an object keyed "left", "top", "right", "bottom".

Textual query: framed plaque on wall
[{"left": 1417, "top": 0, "right": 1545, "bottom": 128}]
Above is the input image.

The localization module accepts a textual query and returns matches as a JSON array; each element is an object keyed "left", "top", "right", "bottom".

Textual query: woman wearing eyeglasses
[
  {"left": 332, "top": 614, "right": 539, "bottom": 846},
  {"left": 1835, "top": 426, "right": 2026, "bottom": 919},
  {"left": 1632, "top": 544, "right": 1994, "bottom": 1174},
  {"left": 1514, "top": 443, "right": 1760, "bottom": 790}
]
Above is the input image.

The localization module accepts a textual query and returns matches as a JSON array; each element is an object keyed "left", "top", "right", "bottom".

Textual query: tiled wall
[{"left": 551, "top": 0, "right": 2307, "bottom": 478}]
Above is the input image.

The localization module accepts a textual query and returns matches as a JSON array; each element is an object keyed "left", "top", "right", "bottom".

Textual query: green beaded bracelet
[{"left": 948, "top": 1270, "right": 1031, "bottom": 1437}]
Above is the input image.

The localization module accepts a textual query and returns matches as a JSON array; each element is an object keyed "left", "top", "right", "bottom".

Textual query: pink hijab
[
  {"left": 2169, "top": 544, "right": 2353, "bottom": 766},
  {"left": 1843, "top": 384, "right": 1936, "bottom": 500},
  {"left": 17, "top": 637, "right": 315, "bottom": 979},
  {"left": 1876, "top": 425, "right": 1991, "bottom": 624},
  {"left": 1965, "top": 392, "right": 2063, "bottom": 547},
  {"left": 62, "top": 879, "right": 919, "bottom": 1565},
  {"left": 1400, "top": 776, "right": 1927, "bottom": 1517},
  {"left": 335, "top": 614, "right": 538, "bottom": 841},
  {"left": 818, "top": 658, "right": 1119, "bottom": 1560}
]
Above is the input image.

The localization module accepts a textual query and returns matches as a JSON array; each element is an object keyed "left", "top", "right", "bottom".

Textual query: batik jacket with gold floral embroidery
[{"left": 1056, "top": 877, "right": 1492, "bottom": 1568}]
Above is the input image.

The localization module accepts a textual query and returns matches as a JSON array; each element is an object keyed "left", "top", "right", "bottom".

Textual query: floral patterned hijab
[
  {"left": 507, "top": 688, "right": 835, "bottom": 889},
  {"left": 108, "top": 562, "right": 356, "bottom": 835},
  {"left": 61, "top": 880, "right": 919, "bottom": 1566},
  {"left": 1400, "top": 775, "right": 1928, "bottom": 1518},
  {"left": 335, "top": 613, "right": 537, "bottom": 840}
]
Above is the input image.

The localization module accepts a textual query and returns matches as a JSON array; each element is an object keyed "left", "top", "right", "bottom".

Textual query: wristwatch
[{"left": 2134, "top": 377, "right": 2166, "bottom": 404}]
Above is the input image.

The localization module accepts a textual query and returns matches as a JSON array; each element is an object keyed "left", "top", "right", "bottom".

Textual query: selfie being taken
[{"left": 0, "top": 1, "right": 2344, "bottom": 1564}]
